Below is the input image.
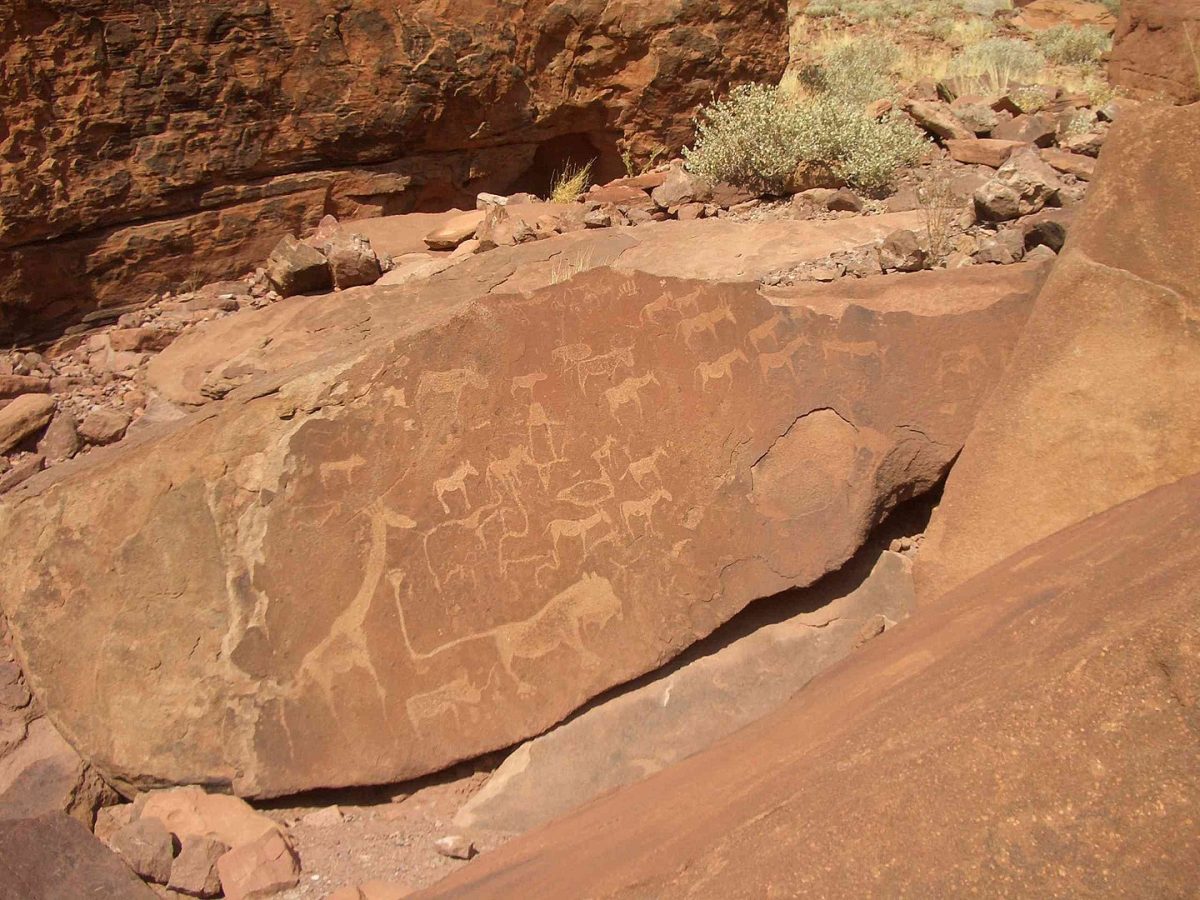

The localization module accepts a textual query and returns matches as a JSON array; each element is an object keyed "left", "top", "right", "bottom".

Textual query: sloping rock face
[
  {"left": 454, "top": 550, "right": 915, "bottom": 835},
  {"left": 0, "top": 0, "right": 786, "bottom": 340},
  {"left": 1109, "top": 0, "right": 1200, "bottom": 104},
  {"left": 0, "top": 266, "right": 1034, "bottom": 798},
  {"left": 915, "top": 101, "right": 1200, "bottom": 603},
  {"left": 418, "top": 473, "right": 1200, "bottom": 899}
]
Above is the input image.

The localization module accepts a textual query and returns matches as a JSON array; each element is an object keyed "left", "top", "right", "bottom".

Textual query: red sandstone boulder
[
  {"left": 1109, "top": 0, "right": 1200, "bottom": 103},
  {"left": 0, "top": 260, "right": 1037, "bottom": 798},
  {"left": 919, "top": 101, "right": 1200, "bottom": 603},
  {"left": 417, "top": 472, "right": 1200, "bottom": 899}
]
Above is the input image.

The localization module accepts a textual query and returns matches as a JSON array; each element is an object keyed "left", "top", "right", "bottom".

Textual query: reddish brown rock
[
  {"left": 265, "top": 236, "right": 332, "bottom": 298},
  {"left": 0, "top": 376, "right": 49, "bottom": 399},
  {"left": 109, "top": 817, "right": 177, "bottom": 885},
  {"left": 0, "top": 1, "right": 787, "bottom": 339},
  {"left": 423, "top": 211, "right": 486, "bottom": 250},
  {"left": 992, "top": 113, "right": 1057, "bottom": 147},
  {"left": 418, "top": 473, "right": 1200, "bottom": 899},
  {"left": 168, "top": 836, "right": 229, "bottom": 898},
  {"left": 137, "top": 787, "right": 281, "bottom": 849},
  {"left": 78, "top": 408, "right": 132, "bottom": 446},
  {"left": 1013, "top": 0, "right": 1116, "bottom": 30},
  {"left": 1040, "top": 147, "right": 1097, "bottom": 180},
  {"left": 0, "top": 257, "right": 1037, "bottom": 798},
  {"left": 0, "top": 812, "right": 159, "bottom": 900},
  {"left": 903, "top": 100, "right": 974, "bottom": 141},
  {"left": 216, "top": 831, "right": 300, "bottom": 900},
  {"left": 1109, "top": 0, "right": 1200, "bottom": 103},
  {"left": 945, "top": 138, "right": 1030, "bottom": 168},
  {"left": 0, "top": 394, "right": 54, "bottom": 454},
  {"left": 918, "top": 101, "right": 1200, "bottom": 602},
  {"left": 109, "top": 327, "right": 178, "bottom": 354}
]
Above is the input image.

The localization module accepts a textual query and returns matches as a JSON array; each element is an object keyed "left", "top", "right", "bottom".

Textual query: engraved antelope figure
[
  {"left": 434, "top": 461, "right": 479, "bottom": 513},
  {"left": 676, "top": 303, "right": 737, "bottom": 348},
  {"left": 575, "top": 346, "right": 636, "bottom": 393},
  {"left": 547, "top": 510, "right": 615, "bottom": 560},
  {"left": 758, "top": 335, "right": 811, "bottom": 380},
  {"left": 510, "top": 372, "right": 548, "bottom": 400},
  {"left": 416, "top": 368, "right": 488, "bottom": 416},
  {"left": 621, "top": 488, "right": 674, "bottom": 536},
  {"left": 605, "top": 373, "right": 660, "bottom": 419},
  {"left": 696, "top": 349, "right": 748, "bottom": 390},
  {"left": 623, "top": 447, "right": 668, "bottom": 489},
  {"left": 747, "top": 313, "right": 787, "bottom": 352},
  {"left": 552, "top": 342, "right": 593, "bottom": 372}
]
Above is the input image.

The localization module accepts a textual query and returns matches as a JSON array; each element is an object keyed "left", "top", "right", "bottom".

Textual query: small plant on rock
[
  {"left": 799, "top": 35, "right": 903, "bottom": 106},
  {"left": 550, "top": 159, "right": 594, "bottom": 203},
  {"left": 1035, "top": 24, "right": 1111, "bottom": 65}
]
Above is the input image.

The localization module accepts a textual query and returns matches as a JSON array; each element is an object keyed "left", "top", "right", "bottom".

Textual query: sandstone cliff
[{"left": 0, "top": 0, "right": 787, "bottom": 340}]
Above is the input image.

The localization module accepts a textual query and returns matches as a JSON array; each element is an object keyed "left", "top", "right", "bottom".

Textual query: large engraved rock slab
[{"left": 0, "top": 268, "right": 1034, "bottom": 797}]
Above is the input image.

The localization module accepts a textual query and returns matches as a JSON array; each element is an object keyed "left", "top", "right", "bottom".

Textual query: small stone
[
  {"left": 321, "top": 234, "right": 382, "bottom": 289},
  {"left": 1023, "top": 218, "right": 1068, "bottom": 253},
  {"left": 878, "top": 229, "right": 927, "bottom": 272},
  {"left": 973, "top": 148, "right": 1062, "bottom": 223},
  {"left": 433, "top": 834, "right": 476, "bottom": 860},
  {"left": 903, "top": 100, "right": 974, "bottom": 141},
  {"left": 650, "top": 168, "right": 712, "bottom": 210},
  {"left": 264, "top": 235, "right": 332, "bottom": 297},
  {"left": 78, "top": 408, "right": 132, "bottom": 446},
  {"left": 95, "top": 804, "right": 137, "bottom": 846},
  {"left": 110, "top": 817, "right": 178, "bottom": 885},
  {"left": 37, "top": 411, "right": 81, "bottom": 462},
  {"left": 168, "top": 836, "right": 229, "bottom": 898},
  {"left": 974, "top": 229, "right": 1026, "bottom": 265},
  {"left": 0, "top": 453, "right": 44, "bottom": 494},
  {"left": 826, "top": 189, "right": 864, "bottom": 213},
  {"left": 0, "top": 393, "right": 55, "bottom": 454},
  {"left": 475, "top": 192, "right": 508, "bottom": 209},
  {"left": 992, "top": 113, "right": 1056, "bottom": 148},
  {"left": 945, "top": 138, "right": 1030, "bottom": 168},
  {"left": 1024, "top": 244, "right": 1058, "bottom": 263},
  {"left": 109, "top": 327, "right": 177, "bottom": 353},
  {"left": 675, "top": 202, "right": 706, "bottom": 220},
  {"left": 299, "top": 806, "right": 344, "bottom": 828},
  {"left": 1040, "top": 148, "right": 1096, "bottom": 182},
  {"left": 216, "top": 830, "right": 300, "bottom": 900},
  {"left": 582, "top": 207, "right": 613, "bottom": 228},
  {"left": 0, "top": 375, "right": 51, "bottom": 399}
]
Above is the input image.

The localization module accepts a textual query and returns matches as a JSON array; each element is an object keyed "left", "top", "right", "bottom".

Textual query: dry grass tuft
[{"left": 550, "top": 160, "right": 595, "bottom": 204}]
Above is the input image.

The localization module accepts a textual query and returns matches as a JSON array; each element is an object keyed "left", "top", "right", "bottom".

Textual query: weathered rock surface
[
  {"left": 0, "top": 394, "right": 55, "bottom": 454},
  {"left": 0, "top": 811, "right": 158, "bottom": 900},
  {"left": 217, "top": 830, "right": 300, "bottom": 900},
  {"left": 0, "top": 0, "right": 787, "bottom": 338},
  {"left": 1109, "top": 0, "right": 1200, "bottom": 104},
  {"left": 455, "top": 550, "right": 915, "bottom": 834},
  {"left": 918, "top": 101, "right": 1200, "bottom": 602},
  {"left": 418, "top": 472, "right": 1200, "bottom": 898},
  {"left": 0, "top": 616, "right": 116, "bottom": 827},
  {"left": 0, "top": 259, "right": 1035, "bottom": 797}
]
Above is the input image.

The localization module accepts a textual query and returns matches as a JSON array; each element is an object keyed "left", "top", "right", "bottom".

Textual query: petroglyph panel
[{"left": 0, "top": 266, "right": 1040, "bottom": 796}]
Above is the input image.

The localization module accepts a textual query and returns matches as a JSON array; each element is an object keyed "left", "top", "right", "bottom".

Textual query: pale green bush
[
  {"left": 1098, "top": 0, "right": 1120, "bottom": 15},
  {"left": 798, "top": 36, "right": 903, "bottom": 106},
  {"left": 950, "top": 37, "right": 1046, "bottom": 90},
  {"left": 683, "top": 85, "right": 928, "bottom": 193},
  {"left": 1035, "top": 24, "right": 1112, "bottom": 65}
]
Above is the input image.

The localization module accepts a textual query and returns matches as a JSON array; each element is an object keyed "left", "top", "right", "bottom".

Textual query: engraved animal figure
[
  {"left": 575, "top": 346, "right": 636, "bottom": 393},
  {"left": 527, "top": 402, "right": 565, "bottom": 464},
  {"left": 621, "top": 488, "right": 674, "bottom": 536},
  {"left": 676, "top": 303, "right": 737, "bottom": 348},
  {"left": 623, "top": 447, "right": 668, "bottom": 489},
  {"left": 822, "top": 338, "right": 880, "bottom": 363},
  {"left": 405, "top": 672, "right": 486, "bottom": 737},
  {"left": 758, "top": 335, "right": 811, "bottom": 379},
  {"left": 493, "top": 574, "right": 623, "bottom": 694},
  {"left": 748, "top": 313, "right": 787, "bottom": 352},
  {"left": 434, "top": 461, "right": 479, "bottom": 513},
  {"left": 605, "top": 373, "right": 659, "bottom": 419},
  {"left": 639, "top": 288, "right": 702, "bottom": 326},
  {"left": 552, "top": 343, "right": 593, "bottom": 372},
  {"left": 547, "top": 510, "right": 615, "bottom": 560},
  {"left": 510, "top": 372, "right": 548, "bottom": 400},
  {"left": 416, "top": 368, "right": 488, "bottom": 417},
  {"left": 696, "top": 349, "right": 748, "bottom": 390}
]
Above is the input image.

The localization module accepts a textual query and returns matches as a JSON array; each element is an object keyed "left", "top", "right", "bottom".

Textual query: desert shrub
[
  {"left": 1035, "top": 24, "right": 1111, "bottom": 65},
  {"left": 1060, "top": 109, "right": 1097, "bottom": 139},
  {"left": 799, "top": 35, "right": 903, "bottom": 105},
  {"left": 1098, "top": 0, "right": 1120, "bottom": 14},
  {"left": 549, "top": 159, "right": 593, "bottom": 203},
  {"left": 959, "top": 0, "right": 1012, "bottom": 14},
  {"left": 1009, "top": 83, "right": 1054, "bottom": 112},
  {"left": 950, "top": 37, "right": 1046, "bottom": 90},
  {"left": 684, "top": 84, "right": 928, "bottom": 193}
]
